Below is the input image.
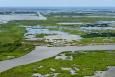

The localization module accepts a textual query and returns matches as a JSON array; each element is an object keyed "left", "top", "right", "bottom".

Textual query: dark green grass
[
  {"left": 81, "top": 32, "right": 115, "bottom": 38},
  {"left": 0, "top": 23, "right": 25, "bottom": 43},
  {"left": 0, "top": 23, "right": 35, "bottom": 60},
  {"left": 36, "top": 33, "right": 49, "bottom": 38}
]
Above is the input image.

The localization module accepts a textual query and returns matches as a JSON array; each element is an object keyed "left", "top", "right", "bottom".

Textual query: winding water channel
[{"left": 0, "top": 45, "right": 115, "bottom": 73}]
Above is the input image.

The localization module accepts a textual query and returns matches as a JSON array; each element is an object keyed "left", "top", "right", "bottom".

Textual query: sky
[{"left": 0, "top": 0, "right": 115, "bottom": 7}]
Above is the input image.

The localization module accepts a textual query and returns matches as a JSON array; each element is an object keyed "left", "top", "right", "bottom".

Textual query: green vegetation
[
  {"left": 0, "top": 11, "right": 115, "bottom": 77},
  {"left": 0, "top": 12, "right": 115, "bottom": 62},
  {"left": 10, "top": 16, "right": 115, "bottom": 26},
  {"left": 69, "top": 37, "right": 115, "bottom": 45},
  {"left": 1, "top": 51, "right": 115, "bottom": 77},
  {"left": 48, "top": 17, "right": 115, "bottom": 23},
  {"left": 11, "top": 20, "right": 57, "bottom": 26},
  {"left": 0, "top": 23, "right": 34, "bottom": 60},
  {"left": 0, "top": 43, "right": 34, "bottom": 60},
  {"left": 81, "top": 32, "right": 115, "bottom": 38},
  {"left": 36, "top": 33, "right": 49, "bottom": 38},
  {"left": 80, "top": 23, "right": 109, "bottom": 27},
  {"left": 0, "top": 23, "right": 25, "bottom": 43},
  {"left": 47, "top": 12, "right": 114, "bottom": 17},
  {"left": 89, "top": 29, "right": 115, "bottom": 33},
  {"left": 62, "top": 29, "right": 85, "bottom": 35}
]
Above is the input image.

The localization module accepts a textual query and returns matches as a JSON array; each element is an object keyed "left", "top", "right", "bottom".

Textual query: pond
[{"left": 24, "top": 26, "right": 82, "bottom": 42}]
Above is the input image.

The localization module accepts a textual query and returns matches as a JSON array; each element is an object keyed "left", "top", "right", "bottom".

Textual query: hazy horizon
[{"left": 0, "top": 0, "right": 115, "bottom": 7}]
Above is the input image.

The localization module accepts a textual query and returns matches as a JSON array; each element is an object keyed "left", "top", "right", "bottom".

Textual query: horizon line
[{"left": 0, "top": 6, "right": 115, "bottom": 8}]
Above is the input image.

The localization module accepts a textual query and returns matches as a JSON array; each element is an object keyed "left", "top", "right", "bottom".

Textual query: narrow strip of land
[{"left": 0, "top": 45, "right": 115, "bottom": 73}]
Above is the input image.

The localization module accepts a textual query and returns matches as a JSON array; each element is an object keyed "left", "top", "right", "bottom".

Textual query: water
[
  {"left": 103, "top": 66, "right": 115, "bottom": 77},
  {"left": 25, "top": 26, "right": 68, "bottom": 41},
  {"left": 24, "top": 26, "right": 82, "bottom": 41},
  {"left": 25, "top": 26, "right": 68, "bottom": 35}
]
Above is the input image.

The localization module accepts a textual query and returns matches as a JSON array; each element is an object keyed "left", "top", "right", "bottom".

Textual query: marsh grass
[
  {"left": 1, "top": 51, "right": 115, "bottom": 77},
  {"left": 0, "top": 23, "right": 34, "bottom": 60}
]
